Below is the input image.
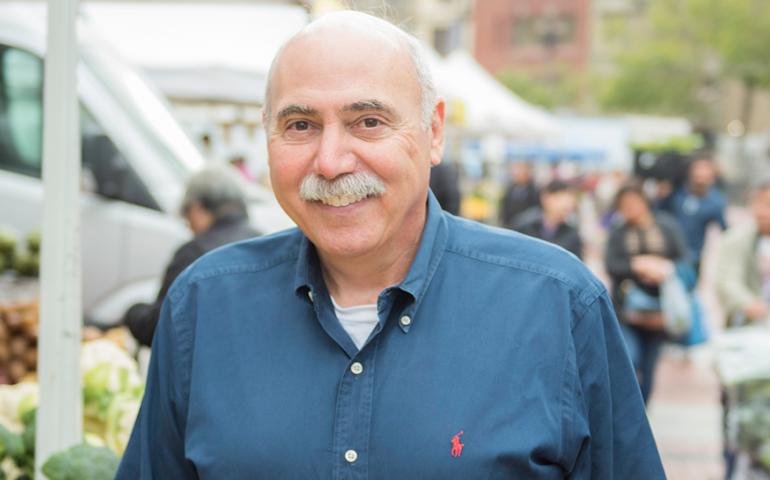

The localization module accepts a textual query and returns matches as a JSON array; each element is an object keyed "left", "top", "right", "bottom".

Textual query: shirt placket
[
  {"left": 332, "top": 339, "right": 378, "bottom": 480},
  {"left": 329, "top": 289, "right": 413, "bottom": 480}
]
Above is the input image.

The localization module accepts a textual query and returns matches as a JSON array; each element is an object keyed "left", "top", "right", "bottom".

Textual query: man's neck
[
  {"left": 318, "top": 215, "right": 426, "bottom": 308},
  {"left": 319, "top": 250, "right": 414, "bottom": 307},
  {"left": 688, "top": 183, "right": 709, "bottom": 197},
  {"left": 542, "top": 211, "right": 563, "bottom": 230}
]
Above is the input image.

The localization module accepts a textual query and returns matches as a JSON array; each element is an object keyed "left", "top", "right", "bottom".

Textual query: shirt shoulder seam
[{"left": 443, "top": 244, "right": 604, "bottom": 305}]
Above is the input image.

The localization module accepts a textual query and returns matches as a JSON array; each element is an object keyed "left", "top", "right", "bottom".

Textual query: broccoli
[
  {"left": 41, "top": 444, "right": 119, "bottom": 480},
  {"left": 0, "top": 425, "right": 24, "bottom": 461}
]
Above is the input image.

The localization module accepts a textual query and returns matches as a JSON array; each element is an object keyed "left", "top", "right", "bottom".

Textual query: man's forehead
[{"left": 269, "top": 32, "right": 418, "bottom": 112}]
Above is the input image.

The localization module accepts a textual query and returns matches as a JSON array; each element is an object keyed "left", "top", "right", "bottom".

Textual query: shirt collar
[{"left": 293, "top": 190, "right": 449, "bottom": 312}]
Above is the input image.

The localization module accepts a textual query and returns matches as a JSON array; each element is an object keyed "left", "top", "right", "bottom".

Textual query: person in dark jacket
[
  {"left": 657, "top": 154, "right": 727, "bottom": 278},
  {"left": 122, "top": 166, "right": 259, "bottom": 346},
  {"left": 499, "top": 161, "right": 540, "bottom": 229},
  {"left": 513, "top": 180, "right": 583, "bottom": 259},
  {"left": 429, "top": 161, "right": 461, "bottom": 215},
  {"left": 605, "top": 182, "right": 688, "bottom": 404}
]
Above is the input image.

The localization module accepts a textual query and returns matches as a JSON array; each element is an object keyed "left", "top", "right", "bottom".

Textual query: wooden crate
[{"left": 0, "top": 300, "right": 39, "bottom": 384}]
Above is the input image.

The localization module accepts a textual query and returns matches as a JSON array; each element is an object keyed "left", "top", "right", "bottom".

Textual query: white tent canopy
[
  {"left": 77, "top": 3, "right": 307, "bottom": 104},
  {"left": 81, "top": 3, "right": 308, "bottom": 73},
  {"left": 436, "top": 50, "right": 560, "bottom": 141}
]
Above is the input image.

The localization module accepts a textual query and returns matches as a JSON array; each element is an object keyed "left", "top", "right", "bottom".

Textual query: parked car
[{"left": 0, "top": 4, "right": 292, "bottom": 326}]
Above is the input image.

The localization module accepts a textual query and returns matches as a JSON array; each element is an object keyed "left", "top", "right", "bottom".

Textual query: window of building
[{"left": 511, "top": 14, "right": 577, "bottom": 48}]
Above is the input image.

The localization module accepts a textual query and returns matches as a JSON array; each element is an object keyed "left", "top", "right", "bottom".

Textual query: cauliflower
[
  {"left": 0, "top": 383, "right": 38, "bottom": 433},
  {"left": 103, "top": 394, "right": 141, "bottom": 456}
]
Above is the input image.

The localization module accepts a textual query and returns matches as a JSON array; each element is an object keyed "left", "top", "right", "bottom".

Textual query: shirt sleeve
[
  {"left": 563, "top": 290, "right": 665, "bottom": 479},
  {"left": 116, "top": 285, "right": 198, "bottom": 479}
]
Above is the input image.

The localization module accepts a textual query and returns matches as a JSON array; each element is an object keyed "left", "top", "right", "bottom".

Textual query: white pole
[{"left": 35, "top": 0, "right": 82, "bottom": 478}]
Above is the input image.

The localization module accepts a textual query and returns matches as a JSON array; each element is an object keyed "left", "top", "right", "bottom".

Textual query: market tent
[
  {"left": 79, "top": 3, "right": 307, "bottom": 103},
  {"left": 437, "top": 50, "right": 560, "bottom": 141},
  {"left": 81, "top": 3, "right": 307, "bottom": 73},
  {"left": 506, "top": 116, "right": 633, "bottom": 170},
  {"left": 147, "top": 66, "right": 266, "bottom": 105}
]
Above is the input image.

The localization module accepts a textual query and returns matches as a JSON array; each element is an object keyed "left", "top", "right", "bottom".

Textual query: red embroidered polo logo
[{"left": 450, "top": 431, "right": 464, "bottom": 458}]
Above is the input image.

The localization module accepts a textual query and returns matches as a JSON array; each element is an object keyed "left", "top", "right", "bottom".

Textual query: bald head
[{"left": 263, "top": 11, "right": 437, "bottom": 129}]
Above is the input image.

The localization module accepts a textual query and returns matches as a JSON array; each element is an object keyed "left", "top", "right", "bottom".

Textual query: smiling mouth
[{"left": 318, "top": 193, "right": 375, "bottom": 207}]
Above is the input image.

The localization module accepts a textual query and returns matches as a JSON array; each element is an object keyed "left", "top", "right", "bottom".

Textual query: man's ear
[{"left": 429, "top": 98, "right": 446, "bottom": 167}]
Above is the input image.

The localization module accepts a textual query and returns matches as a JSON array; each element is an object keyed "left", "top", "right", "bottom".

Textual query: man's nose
[{"left": 313, "top": 124, "right": 357, "bottom": 179}]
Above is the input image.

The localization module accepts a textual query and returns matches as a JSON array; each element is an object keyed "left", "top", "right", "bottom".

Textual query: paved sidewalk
[{"left": 648, "top": 347, "right": 724, "bottom": 479}]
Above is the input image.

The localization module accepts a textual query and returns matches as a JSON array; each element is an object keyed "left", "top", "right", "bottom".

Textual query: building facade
[{"left": 473, "top": 0, "right": 592, "bottom": 75}]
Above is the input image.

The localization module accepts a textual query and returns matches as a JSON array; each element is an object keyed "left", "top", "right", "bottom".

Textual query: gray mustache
[{"left": 299, "top": 172, "right": 386, "bottom": 201}]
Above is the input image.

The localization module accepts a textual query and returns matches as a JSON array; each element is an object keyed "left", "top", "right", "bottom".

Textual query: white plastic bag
[{"left": 660, "top": 273, "right": 692, "bottom": 337}]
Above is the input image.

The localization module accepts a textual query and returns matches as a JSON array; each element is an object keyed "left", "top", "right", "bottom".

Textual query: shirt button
[
  {"left": 344, "top": 449, "right": 358, "bottom": 463},
  {"left": 400, "top": 315, "right": 412, "bottom": 327},
  {"left": 350, "top": 362, "right": 364, "bottom": 375},
  {"left": 307, "top": 290, "right": 314, "bottom": 302}
]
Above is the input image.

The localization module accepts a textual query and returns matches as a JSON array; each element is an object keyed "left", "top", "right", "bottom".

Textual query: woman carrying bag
[{"left": 605, "top": 182, "right": 690, "bottom": 404}]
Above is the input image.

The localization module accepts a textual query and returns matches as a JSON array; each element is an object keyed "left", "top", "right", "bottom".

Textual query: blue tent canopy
[{"left": 505, "top": 144, "right": 606, "bottom": 164}]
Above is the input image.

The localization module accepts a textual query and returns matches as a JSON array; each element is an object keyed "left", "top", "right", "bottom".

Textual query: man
[
  {"left": 714, "top": 178, "right": 770, "bottom": 479},
  {"left": 117, "top": 11, "right": 664, "bottom": 479},
  {"left": 658, "top": 154, "right": 727, "bottom": 276},
  {"left": 715, "top": 178, "right": 770, "bottom": 325},
  {"left": 122, "top": 166, "right": 258, "bottom": 346},
  {"left": 499, "top": 161, "right": 539, "bottom": 229},
  {"left": 513, "top": 179, "right": 583, "bottom": 259}
]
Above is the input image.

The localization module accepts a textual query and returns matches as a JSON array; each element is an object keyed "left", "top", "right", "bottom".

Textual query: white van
[{"left": 0, "top": 4, "right": 291, "bottom": 325}]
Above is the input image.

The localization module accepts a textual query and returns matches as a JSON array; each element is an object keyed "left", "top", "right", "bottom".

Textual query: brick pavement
[{"left": 648, "top": 347, "right": 724, "bottom": 479}]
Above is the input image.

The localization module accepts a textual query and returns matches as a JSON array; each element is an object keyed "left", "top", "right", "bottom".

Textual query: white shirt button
[
  {"left": 344, "top": 449, "right": 358, "bottom": 463},
  {"left": 350, "top": 362, "right": 364, "bottom": 375},
  {"left": 307, "top": 290, "right": 314, "bottom": 302},
  {"left": 400, "top": 315, "right": 412, "bottom": 327}
]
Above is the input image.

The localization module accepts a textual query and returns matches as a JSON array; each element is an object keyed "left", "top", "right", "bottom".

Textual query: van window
[
  {"left": 0, "top": 45, "right": 159, "bottom": 210},
  {"left": 0, "top": 46, "right": 43, "bottom": 176}
]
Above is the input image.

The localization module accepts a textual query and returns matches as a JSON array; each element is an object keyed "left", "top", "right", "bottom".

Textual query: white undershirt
[{"left": 330, "top": 296, "right": 379, "bottom": 350}]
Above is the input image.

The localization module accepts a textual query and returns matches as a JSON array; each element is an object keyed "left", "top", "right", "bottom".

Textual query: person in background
[
  {"left": 229, "top": 154, "right": 257, "bottom": 182},
  {"left": 658, "top": 153, "right": 727, "bottom": 277},
  {"left": 513, "top": 179, "right": 583, "bottom": 259},
  {"left": 605, "top": 182, "right": 688, "bottom": 404},
  {"left": 429, "top": 160, "right": 461, "bottom": 215},
  {"left": 122, "top": 166, "right": 259, "bottom": 346},
  {"left": 499, "top": 161, "right": 539, "bottom": 229},
  {"left": 715, "top": 178, "right": 770, "bottom": 325},
  {"left": 714, "top": 177, "right": 770, "bottom": 480}
]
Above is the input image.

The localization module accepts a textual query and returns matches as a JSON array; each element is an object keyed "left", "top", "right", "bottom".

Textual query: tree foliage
[
  {"left": 599, "top": 0, "right": 770, "bottom": 118},
  {"left": 497, "top": 67, "right": 581, "bottom": 110}
]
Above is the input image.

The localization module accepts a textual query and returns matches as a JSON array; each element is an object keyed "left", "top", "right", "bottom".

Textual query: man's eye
[
  {"left": 290, "top": 120, "right": 310, "bottom": 131},
  {"left": 362, "top": 118, "right": 381, "bottom": 128}
]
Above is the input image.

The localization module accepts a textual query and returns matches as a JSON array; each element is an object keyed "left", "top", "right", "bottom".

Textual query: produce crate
[
  {"left": 0, "top": 300, "right": 39, "bottom": 384},
  {"left": 715, "top": 326, "right": 770, "bottom": 477}
]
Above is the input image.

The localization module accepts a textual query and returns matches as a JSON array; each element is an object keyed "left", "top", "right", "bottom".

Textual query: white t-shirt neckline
[{"left": 330, "top": 295, "right": 379, "bottom": 350}]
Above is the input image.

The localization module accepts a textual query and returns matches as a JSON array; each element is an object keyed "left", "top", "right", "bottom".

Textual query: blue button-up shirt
[{"left": 117, "top": 193, "right": 665, "bottom": 479}]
